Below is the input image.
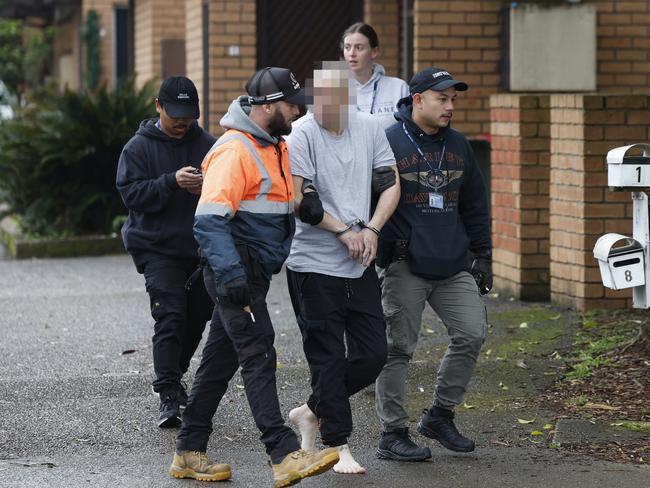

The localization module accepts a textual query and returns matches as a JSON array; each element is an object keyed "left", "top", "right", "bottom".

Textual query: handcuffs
[{"left": 335, "top": 218, "right": 380, "bottom": 237}]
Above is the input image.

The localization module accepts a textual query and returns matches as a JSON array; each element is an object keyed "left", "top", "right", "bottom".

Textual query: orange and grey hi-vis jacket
[{"left": 194, "top": 97, "right": 295, "bottom": 285}]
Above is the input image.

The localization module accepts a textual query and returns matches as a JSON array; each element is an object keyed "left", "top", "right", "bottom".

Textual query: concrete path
[{"left": 0, "top": 255, "right": 648, "bottom": 488}]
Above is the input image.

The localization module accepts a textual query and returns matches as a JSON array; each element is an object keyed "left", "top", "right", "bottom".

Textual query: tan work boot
[
  {"left": 271, "top": 447, "right": 339, "bottom": 488},
  {"left": 168, "top": 451, "right": 232, "bottom": 482}
]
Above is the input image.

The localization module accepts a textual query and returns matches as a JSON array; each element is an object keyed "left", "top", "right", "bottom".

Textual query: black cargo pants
[
  {"left": 176, "top": 247, "right": 300, "bottom": 462},
  {"left": 286, "top": 266, "right": 387, "bottom": 447},
  {"left": 142, "top": 256, "right": 213, "bottom": 394}
]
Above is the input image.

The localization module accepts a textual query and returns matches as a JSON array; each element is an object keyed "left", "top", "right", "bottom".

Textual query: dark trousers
[
  {"left": 287, "top": 267, "right": 387, "bottom": 447},
  {"left": 176, "top": 260, "right": 300, "bottom": 461},
  {"left": 142, "top": 256, "right": 213, "bottom": 393}
]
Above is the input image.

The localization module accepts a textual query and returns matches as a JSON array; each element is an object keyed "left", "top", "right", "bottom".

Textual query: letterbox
[
  {"left": 607, "top": 143, "right": 650, "bottom": 189},
  {"left": 593, "top": 233, "right": 645, "bottom": 290}
]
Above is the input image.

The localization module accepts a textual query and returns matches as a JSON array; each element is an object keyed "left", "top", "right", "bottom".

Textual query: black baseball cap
[
  {"left": 409, "top": 67, "right": 468, "bottom": 94},
  {"left": 157, "top": 76, "right": 200, "bottom": 119},
  {"left": 245, "top": 67, "right": 306, "bottom": 105}
]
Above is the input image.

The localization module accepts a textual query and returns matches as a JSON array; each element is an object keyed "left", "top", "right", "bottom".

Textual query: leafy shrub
[
  {"left": 0, "top": 79, "right": 157, "bottom": 237},
  {"left": 0, "top": 19, "right": 54, "bottom": 103}
]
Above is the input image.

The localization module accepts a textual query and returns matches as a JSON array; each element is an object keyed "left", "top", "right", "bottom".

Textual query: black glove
[
  {"left": 217, "top": 275, "right": 251, "bottom": 308},
  {"left": 299, "top": 191, "right": 324, "bottom": 225},
  {"left": 470, "top": 253, "right": 493, "bottom": 295},
  {"left": 372, "top": 166, "right": 396, "bottom": 194}
]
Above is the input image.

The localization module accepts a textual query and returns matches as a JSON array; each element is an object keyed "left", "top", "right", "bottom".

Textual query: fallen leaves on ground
[
  {"left": 532, "top": 321, "right": 650, "bottom": 466},
  {"left": 563, "top": 441, "right": 648, "bottom": 465}
]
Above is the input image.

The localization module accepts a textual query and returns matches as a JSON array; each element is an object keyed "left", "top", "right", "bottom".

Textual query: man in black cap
[
  {"left": 169, "top": 67, "right": 338, "bottom": 487},
  {"left": 373, "top": 67, "right": 492, "bottom": 460},
  {"left": 116, "top": 76, "right": 216, "bottom": 428}
]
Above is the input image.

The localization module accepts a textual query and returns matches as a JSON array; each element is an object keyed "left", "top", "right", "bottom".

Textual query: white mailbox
[
  {"left": 593, "top": 233, "right": 645, "bottom": 290},
  {"left": 607, "top": 143, "right": 650, "bottom": 188}
]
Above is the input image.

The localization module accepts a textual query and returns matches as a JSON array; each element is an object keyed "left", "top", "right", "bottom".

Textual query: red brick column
[
  {"left": 549, "top": 94, "right": 650, "bottom": 310},
  {"left": 490, "top": 94, "right": 550, "bottom": 300}
]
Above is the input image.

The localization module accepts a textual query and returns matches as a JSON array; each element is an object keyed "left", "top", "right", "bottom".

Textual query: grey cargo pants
[{"left": 375, "top": 260, "right": 487, "bottom": 431}]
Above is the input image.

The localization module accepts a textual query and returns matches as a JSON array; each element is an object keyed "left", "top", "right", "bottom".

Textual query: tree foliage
[
  {"left": 0, "top": 19, "right": 54, "bottom": 102},
  {"left": 83, "top": 9, "right": 101, "bottom": 91},
  {"left": 0, "top": 80, "right": 157, "bottom": 237}
]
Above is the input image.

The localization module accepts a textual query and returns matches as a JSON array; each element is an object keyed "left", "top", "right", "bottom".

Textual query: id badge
[{"left": 429, "top": 192, "right": 444, "bottom": 209}]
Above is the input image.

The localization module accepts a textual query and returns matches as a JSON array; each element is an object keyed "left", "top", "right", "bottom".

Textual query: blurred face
[
  {"left": 155, "top": 100, "right": 193, "bottom": 139},
  {"left": 342, "top": 32, "right": 378, "bottom": 75},
  {"left": 267, "top": 100, "right": 301, "bottom": 137},
  {"left": 311, "top": 68, "right": 352, "bottom": 128},
  {"left": 412, "top": 87, "right": 457, "bottom": 134}
]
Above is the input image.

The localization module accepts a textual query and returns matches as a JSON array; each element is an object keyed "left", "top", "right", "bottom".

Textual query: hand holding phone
[{"left": 176, "top": 165, "right": 203, "bottom": 194}]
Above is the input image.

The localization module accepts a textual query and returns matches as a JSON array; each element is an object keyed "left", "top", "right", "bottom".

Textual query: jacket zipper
[{"left": 275, "top": 144, "right": 291, "bottom": 202}]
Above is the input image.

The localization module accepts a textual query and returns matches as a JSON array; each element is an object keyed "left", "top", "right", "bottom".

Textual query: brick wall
[
  {"left": 186, "top": 0, "right": 205, "bottom": 126},
  {"left": 134, "top": 0, "right": 185, "bottom": 87},
  {"left": 490, "top": 94, "right": 551, "bottom": 300},
  {"left": 549, "top": 94, "right": 650, "bottom": 310},
  {"left": 134, "top": 0, "right": 154, "bottom": 88},
  {"left": 414, "top": 0, "right": 502, "bottom": 136},
  {"left": 364, "top": 0, "right": 401, "bottom": 77},
  {"left": 595, "top": 0, "right": 650, "bottom": 93},
  {"left": 412, "top": 0, "right": 650, "bottom": 138},
  {"left": 206, "top": 0, "right": 256, "bottom": 135}
]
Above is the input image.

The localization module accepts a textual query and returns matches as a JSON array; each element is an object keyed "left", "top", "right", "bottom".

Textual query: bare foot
[
  {"left": 333, "top": 444, "right": 366, "bottom": 474},
  {"left": 289, "top": 404, "right": 318, "bottom": 452}
]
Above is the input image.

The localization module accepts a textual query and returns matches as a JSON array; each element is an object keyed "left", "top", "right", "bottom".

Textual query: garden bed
[{"left": 0, "top": 215, "right": 125, "bottom": 259}]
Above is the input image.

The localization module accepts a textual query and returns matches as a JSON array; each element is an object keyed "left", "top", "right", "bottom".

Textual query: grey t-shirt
[{"left": 286, "top": 112, "right": 396, "bottom": 278}]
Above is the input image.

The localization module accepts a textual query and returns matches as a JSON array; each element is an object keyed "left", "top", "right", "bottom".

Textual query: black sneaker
[
  {"left": 158, "top": 391, "right": 182, "bottom": 428},
  {"left": 417, "top": 408, "right": 475, "bottom": 452},
  {"left": 376, "top": 428, "right": 432, "bottom": 461},
  {"left": 153, "top": 382, "right": 188, "bottom": 410}
]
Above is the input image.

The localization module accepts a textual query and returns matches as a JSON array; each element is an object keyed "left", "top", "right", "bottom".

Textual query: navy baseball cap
[
  {"left": 409, "top": 67, "right": 468, "bottom": 94},
  {"left": 157, "top": 76, "right": 200, "bottom": 119},
  {"left": 246, "top": 67, "right": 306, "bottom": 105}
]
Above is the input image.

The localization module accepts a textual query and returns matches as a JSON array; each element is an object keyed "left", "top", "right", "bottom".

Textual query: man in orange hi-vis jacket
[{"left": 168, "top": 67, "right": 339, "bottom": 488}]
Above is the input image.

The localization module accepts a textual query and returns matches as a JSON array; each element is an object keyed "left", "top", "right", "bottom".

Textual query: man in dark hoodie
[
  {"left": 169, "top": 67, "right": 338, "bottom": 487},
  {"left": 116, "top": 76, "right": 216, "bottom": 428},
  {"left": 373, "top": 68, "right": 492, "bottom": 461}
]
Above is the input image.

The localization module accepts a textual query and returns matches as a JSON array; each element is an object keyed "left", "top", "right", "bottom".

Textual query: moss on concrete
[{"left": 402, "top": 306, "right": 576, "bottom": 413}]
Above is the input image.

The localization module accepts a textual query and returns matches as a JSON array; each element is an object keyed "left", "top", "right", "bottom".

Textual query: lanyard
[
  {"left": 401, "top": 123, "right": 446, "bottom": 175},
  {"left": 357, "top": 77, "right": 381, "bottom": 114},
  {"left": 369, "top": 79, "right": 380, "bottom": 114}
]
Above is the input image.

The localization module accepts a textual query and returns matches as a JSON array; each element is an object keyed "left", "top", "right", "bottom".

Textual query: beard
[{"left": 268, "top": 109, "right": 292, "bottom": 137}]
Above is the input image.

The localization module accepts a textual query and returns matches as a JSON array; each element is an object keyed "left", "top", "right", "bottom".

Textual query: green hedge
[{"left": 0, "top": 80, "right": 157, "bottom": 237}]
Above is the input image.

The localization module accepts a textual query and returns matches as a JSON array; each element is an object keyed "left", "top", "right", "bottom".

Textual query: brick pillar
[
  {"left": 490, "top": 94, "right": 550, "bottom": 300},
  {"left": 364, "top": 0, "right": 400, "bottom": 77},
  {"left": 549, "top": 94, "right": 650, "bottom": 310},
  {"left": 207, "top": 0, "right": 256, "bottom": 135}
]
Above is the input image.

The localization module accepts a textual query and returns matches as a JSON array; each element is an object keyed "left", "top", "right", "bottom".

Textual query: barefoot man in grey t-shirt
[{"left": 285, "top": 62, "right": 400, "bottom": 475}]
